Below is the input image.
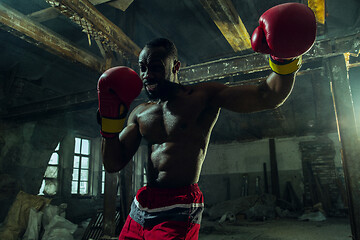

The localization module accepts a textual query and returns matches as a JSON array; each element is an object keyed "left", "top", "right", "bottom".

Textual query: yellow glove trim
[
  {"left": 269, "top": 56, "right": 302, "bottom": 75},
  {"left": 101, "top": 117, "right": 126, "bottom": 133}
]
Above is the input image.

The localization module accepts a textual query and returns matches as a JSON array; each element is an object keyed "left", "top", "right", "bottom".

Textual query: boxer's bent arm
[
  {"left": 208, "top": 72, "right": 295, "bottom": 113},
  {"left": 101, "top": 109, "right": 142, "bottom": 173}
]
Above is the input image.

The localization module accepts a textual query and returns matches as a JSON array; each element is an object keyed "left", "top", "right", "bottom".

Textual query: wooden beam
[
  {"left": 0, "top": 66, "right": 320, "bottom": 120},
  {"left": 199, "top": 0, "right": 251, "bottom": 52},
  {"left": 0, "top": 2, "right": 104, "bottom": 72},
  {"left": 28, "top": 0, "right": 129, "bottom": 22},
  {"left": 50, "top": 0, "right": 140, "bottom": 60},
  {"left": 1, "top": 89, "right": 97, "bottom": 120},
  {"left": 325, "top": 56, "right": 360, "bottom": 239},
  {"left": 179, "top": 31, "right": 360, "bottom": 84},
  {"left": 2, "top": 32, "right": 360, "bottom": 120},
  {"left": 308, "top": 0, "right": 326, "bottom": 24}
]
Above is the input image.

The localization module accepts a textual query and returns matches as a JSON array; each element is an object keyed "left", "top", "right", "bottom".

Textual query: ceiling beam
[
  {"left": 0, "top": 65, "right": 323, "bottom": 120},
  {"left": 199, "top": 0, "right": 251, "bottom": 52},
  {"left": 308, "top": 0, "right": 326, "bottom": 24},
  {"left": 46, "top": 0, "right": 140, "bottom": 60},
  {"left": 2, "top": 31, "right": 360, "bottom": 120},
  {"left": 179, "top": 31, "right": 360, "bottom": 84},
  {"left": 0, "top": 2, "right": 104, "bottom": 72},
  {"left": 1, "top": 89, "right": 98, "bottom": 121},
  {"left": 28, "top": 0, "right": 132, "bottom": 23}
]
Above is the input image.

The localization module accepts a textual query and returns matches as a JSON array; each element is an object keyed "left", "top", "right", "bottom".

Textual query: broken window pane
[
  {"left": 71, "top": 181, "right": 78, "bottom": 194},
  {"left": 49, "top": 153, "right": 59, "bottom": 165},
  {"left": 39, "top": 179, "right": 57, "bottom": 196},
  {"left": 38, "top": 179, "right": 46, "bottom": 195},
  {"left": 75, "top": 138, "right": 81, "bottom": 154},
  {"left": 44, "top": 179, "right": 57, "bottom": 195},
  {"left": 81, "top": 157, "right": 89, "bottom": 169},
  {"left": 55, "top": 142, "right": 60, "bottom": 151},
  {"left": 44, "top": 166, "right": 58, "bottom": 178}
]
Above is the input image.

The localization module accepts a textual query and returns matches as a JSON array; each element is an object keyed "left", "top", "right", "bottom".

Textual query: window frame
[{"left": 71, "top": 136, "right": 92, "bottom": 196}]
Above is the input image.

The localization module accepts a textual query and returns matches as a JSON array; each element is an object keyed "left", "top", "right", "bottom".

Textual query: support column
[
  {"left": 324, "top": 55, "right": 360, "bottom": 239},
  {"left": 269, "top": 138, "right": 280, "bottom": 198},
  {"left": 103, "top": 172, "right": 117, "bottom": 236}
]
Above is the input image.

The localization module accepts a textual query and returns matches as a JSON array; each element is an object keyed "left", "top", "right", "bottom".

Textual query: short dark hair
[{"left": 145, "top": 38, "right": 178, "bottom": 60}]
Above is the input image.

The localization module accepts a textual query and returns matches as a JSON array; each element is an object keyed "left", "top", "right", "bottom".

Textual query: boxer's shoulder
[
  {"left": 183, "top": 81, "right": 226, "bottom": 95},
  {"left": 128, "top": 103, "right": 150, "bottom": 123}
]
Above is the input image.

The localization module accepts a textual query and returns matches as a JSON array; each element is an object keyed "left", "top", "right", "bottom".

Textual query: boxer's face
[{"left": 139, "top": 46, "right": 175, "bottom": 100}]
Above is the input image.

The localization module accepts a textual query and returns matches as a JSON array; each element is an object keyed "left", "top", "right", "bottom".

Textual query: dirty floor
[{"left": 198, "top": 217, "right": 351, "bottom": 240}]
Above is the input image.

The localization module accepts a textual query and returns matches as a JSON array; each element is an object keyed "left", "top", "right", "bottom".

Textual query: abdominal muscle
[{"left": 146, "top": 141, "right": 206, "bottom": 188}]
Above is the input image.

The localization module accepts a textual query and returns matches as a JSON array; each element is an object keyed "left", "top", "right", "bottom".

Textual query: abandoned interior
[{"left": 0, "top": 0, "right": 360, "bottom": 239}]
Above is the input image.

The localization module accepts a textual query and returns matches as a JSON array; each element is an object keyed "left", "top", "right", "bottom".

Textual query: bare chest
[{"left": 136, "top": 94, "right": 209, "bottom": 143}]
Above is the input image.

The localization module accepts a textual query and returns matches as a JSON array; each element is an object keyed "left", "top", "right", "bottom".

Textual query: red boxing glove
[
  {"left": 97, "top": 66, "right": 142, "bottom": 138},
  {"left": 251, "top": 3, "right": 316, "bottom": 74}
]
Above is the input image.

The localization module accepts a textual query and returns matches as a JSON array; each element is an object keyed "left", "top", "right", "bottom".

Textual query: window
[
  {"left": 143, "top": 166, "right": 147, "bottom": 186},
  {"left": 39, "top": 142, "right": 60, "bottom": 196},
  {"left": 71, "top": 137, "right": 91, "bottom": 195},
  {"left": 101, "top": 165, "right": 105, "bottom": 194},
  {"left": 101, "top": 165, "right": 121, "bottom": 195}
]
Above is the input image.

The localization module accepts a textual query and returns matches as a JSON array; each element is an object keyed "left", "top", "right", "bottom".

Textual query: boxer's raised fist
[
  {"left": 251, "top": 2, "right": 316, "bottom": 58},
  {"left": 97, "top": 66, "right": 142, "bottom": 138},
  {"left": 251, "top": 3, "right": 316, "bottom": 74}
]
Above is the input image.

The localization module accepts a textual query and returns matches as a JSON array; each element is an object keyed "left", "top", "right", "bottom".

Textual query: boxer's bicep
[{"left": 205, "top": 82, "right": 271, "bottom": 113}]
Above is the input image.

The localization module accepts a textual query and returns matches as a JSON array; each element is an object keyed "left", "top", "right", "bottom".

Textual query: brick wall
[{"left": 299, "top": 136, "right": 346, "bottom": 215}]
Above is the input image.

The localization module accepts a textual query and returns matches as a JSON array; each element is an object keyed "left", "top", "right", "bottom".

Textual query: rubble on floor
[
  {"left": 0, "top": 191, "right": 77, "bottom": 240},
  {"left": 200, "top": 194, "right": 351, "bottom": 239}
]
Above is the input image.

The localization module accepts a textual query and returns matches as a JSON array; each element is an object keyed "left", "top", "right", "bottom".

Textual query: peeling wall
[
  {"left": 0, "top": 116, "right": 67, "bottom": 221},
  {"left": 199, "top": 133, "right": 343, "bottom": 206}
]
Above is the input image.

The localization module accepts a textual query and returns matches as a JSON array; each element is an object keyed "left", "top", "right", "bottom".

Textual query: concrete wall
[
  {"left": 0, "top": 117, "right": 66, "bottom": 221},
  {"left": 0, "top": 113, "right": 106, "bottom": 223},
  {"left": 0, "top": 107, "right": 345, "bottom": 223},
  {"left": 198, "top": 133, "right": 342, "bottom": 206}
]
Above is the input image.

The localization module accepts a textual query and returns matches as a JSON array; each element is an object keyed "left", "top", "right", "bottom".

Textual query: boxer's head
[{"left": 139, "top": 38, "right": 181, "bottom": 100}]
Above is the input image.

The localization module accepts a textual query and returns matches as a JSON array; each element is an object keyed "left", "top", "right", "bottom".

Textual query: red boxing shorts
[{"left": 119, "top": 183, "right": 204, "bottom": 240}]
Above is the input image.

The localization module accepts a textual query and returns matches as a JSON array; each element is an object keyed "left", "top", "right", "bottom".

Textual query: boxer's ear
[{"left": 173, "top": 60, "right": 181, "bottom": 73}]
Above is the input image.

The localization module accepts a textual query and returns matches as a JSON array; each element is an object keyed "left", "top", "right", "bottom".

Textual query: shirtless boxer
[{"left": 97, "top": 3, "right": 316, "bottom": 240}]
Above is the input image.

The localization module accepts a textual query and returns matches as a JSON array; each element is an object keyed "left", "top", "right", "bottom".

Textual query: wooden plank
[
  {"left": 0, "top": 2, "right": 104, "bottom": 72},
  {"left": 308, "top": 0, "right": 326, "bottom": 24},
  {"left": 199, "top": 0, "right": 251, "bottom": 52},
  {"left": 90, "top": 0, "right": 113, "bottom": 4},
  {"left": 179, "top": 31, "right": 360, "bottom": 84},
  {"left": 29, "top": 0, "right": 126, "bottom": 22},
  {"left": 326, "top": 56, "right": 360, "bottom": 239},
  {"left": 56, "top": 0, "right": 140, "bottom": 59}
]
